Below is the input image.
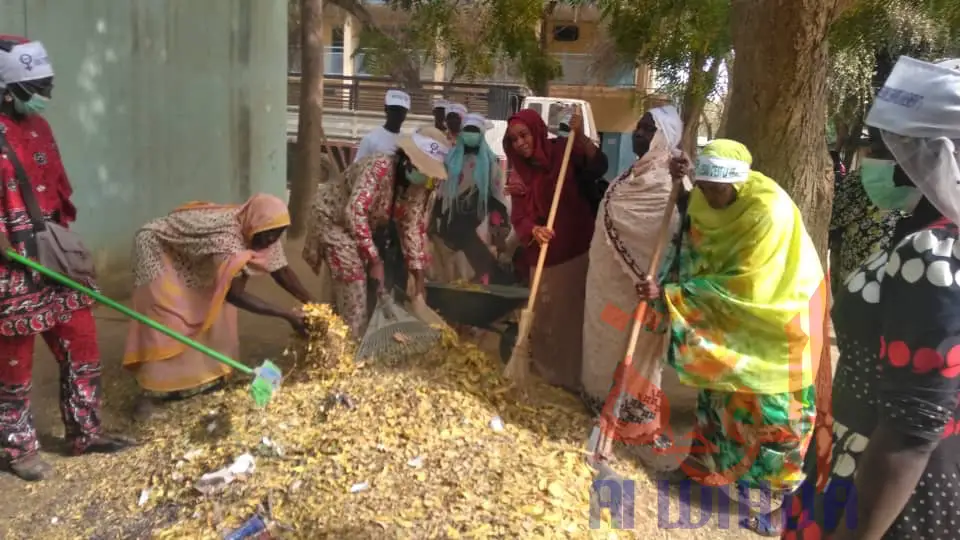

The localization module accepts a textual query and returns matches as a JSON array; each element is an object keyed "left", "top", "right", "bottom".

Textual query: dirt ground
[{"left": 0, "top": 239, "right": 823, "bottom": 539}]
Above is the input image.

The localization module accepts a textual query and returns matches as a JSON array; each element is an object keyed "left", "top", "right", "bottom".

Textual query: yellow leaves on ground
[{"left": 7, "top": 303, "right": 648, "bottom": 539}]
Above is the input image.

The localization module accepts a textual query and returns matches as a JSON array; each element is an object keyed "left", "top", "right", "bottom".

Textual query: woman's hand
[
  {"left": 505, "top": 173, "right": 527, "bottom": 197},
  {"left": 286, "top": 308, "right": 309, "bottom": 338},
  {"left": 532, "top": 226, "right": 554, "bottom": 245},
  {"left": 568, "top": 106, "right": 584, "bottom": 137},
  {"left": 636, "top": 276, "right": 661, "bottom": 301},
  {"left": 669, "top": 153, "right": 692, "bottom": 184},
  {"left": 368, "top": 259, "right": 385, "bottom": 289},
  {"left": 0, "top": 234, "right": 11, "bottom": 260}
]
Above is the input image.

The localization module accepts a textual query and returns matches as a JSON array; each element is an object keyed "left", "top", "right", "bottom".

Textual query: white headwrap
[
  {"left": 647, "top": 105, "right": 683, "bottom": 153},
  {"left": 0, "top": 40, "right": 54, "bottom": 90},
  {"left": 693, "top": 155, "right": 751, "bottom": 183},
  {"left": 445, "top": 103, "right": 467, "bottom": 119},
  {"left": 865, "top": 56, "right": 960, "bottom": 225},
  {"left": 462, "top": 113, "right": 486, "bottom": 131},
  {"left": 432, "top": 97, "right": 448, "bottom": 110}
]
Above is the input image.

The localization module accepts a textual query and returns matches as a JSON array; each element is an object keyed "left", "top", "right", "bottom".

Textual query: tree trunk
[
  {"left": 726, "top": 0, "right": 843, "bottom": 264},
  {"left": 289, "top": 0, "right": 324, "bottom": 239},
  {"left": 716, "top": 54, "right": 734, "bottom": 139},
  {"left": 679, "top": 54, "right": 720, "bottom": 156},
  {"left": 534, "top": 11, "right": 552, "bottom": 96}
]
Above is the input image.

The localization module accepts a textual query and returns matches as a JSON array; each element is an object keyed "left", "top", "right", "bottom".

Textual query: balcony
[
  {"left": 288, "top": 46, "right": 347, "bottom": 75},
  {"left": 551, "top": 53, "right": 635, "bottom": 87}
]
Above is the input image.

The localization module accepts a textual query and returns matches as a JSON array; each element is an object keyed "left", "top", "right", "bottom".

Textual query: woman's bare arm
[{"left": 271, "top": 265, "right": 314, "bottom": 304}]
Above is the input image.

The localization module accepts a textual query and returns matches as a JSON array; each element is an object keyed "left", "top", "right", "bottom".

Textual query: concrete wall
[{"left": 0, "top": 0, "right": 287, "bottom": 294}]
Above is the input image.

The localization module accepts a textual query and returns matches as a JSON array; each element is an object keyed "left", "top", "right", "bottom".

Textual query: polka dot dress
[{"left": 784, "top": 218, "right": 960, "bottom": 540}]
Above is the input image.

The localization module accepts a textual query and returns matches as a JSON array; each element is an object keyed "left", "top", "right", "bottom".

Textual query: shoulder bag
[{"left": 0, "top": 129, "right": 96, "bottom": 281}]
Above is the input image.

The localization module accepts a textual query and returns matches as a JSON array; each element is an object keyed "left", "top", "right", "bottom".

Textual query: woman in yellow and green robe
[{"left": 636, "top": 139, "right": 829, "bottom": 528}]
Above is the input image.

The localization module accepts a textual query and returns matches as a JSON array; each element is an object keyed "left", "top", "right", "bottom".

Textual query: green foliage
[
  {"left": 598, "top": 0, "right": 730, "bottom": 124},
  {"left": 828, "top": 0, "right": 960, "bottom": 126},
  {"left": 347, "top": 0, "right": 560, "bottom": 89}
]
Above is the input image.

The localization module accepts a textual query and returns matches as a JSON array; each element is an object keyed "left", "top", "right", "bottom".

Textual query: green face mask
[
  {"left": 407, "top": 168, "right": 430, "bottom": 186},
  {"left": 13, "top": 94, "right": 49, "bottom": 116},
  {"left": 461, "top": 132, "right": 483, "bottom": 148},
  {"left": 859, "top": 158, "right": 922, "bottom": 212}
]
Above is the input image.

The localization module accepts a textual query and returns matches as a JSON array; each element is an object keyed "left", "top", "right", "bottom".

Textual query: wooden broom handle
[
  {"left": 524, "top": 133, "right": 576, "bottom": 308},
  {"left": 618, "top": 180, "right": 682, "bottom": 371}
]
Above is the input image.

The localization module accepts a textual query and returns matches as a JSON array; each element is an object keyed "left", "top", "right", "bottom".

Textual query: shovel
[{"left": 6, "top": 251, "right": 282, "bottom": 407}]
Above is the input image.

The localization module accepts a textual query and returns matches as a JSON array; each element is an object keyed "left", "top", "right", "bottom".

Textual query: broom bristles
[{"left": 503, "top": 309, "right": 534, "bottom": 382}]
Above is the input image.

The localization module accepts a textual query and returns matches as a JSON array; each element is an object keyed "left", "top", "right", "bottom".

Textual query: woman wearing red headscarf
[{"left": 503, "top": 107, "right": 607, "bottom": 392}]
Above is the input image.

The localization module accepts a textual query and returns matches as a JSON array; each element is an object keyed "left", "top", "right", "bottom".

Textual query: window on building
[
  {"left": 553, "top": 25, "right": 579, "bottom": 42},
  {"left": 331, "top": 28, "right": 344, "bottom": 48}
]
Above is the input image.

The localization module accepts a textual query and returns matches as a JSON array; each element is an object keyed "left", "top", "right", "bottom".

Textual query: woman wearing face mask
[
  {"left": 782, "top": 57, "right": 960, "bottom": 540},
  {"left": 124, "top": 194, "right": 313, "bottom": 421},
  {"left": 303, "top": 127, "right": 449, "bottom": 339},
  {"left": 435, "top": 113, "right": 512, "bottom": 284},
  {"left": 829, "top": 151, "right": 905, "bottom": 299},
  {"left": 635, "top": 139, "right": 827, "bottom": 532},
  {"left": 581, "top": 106, "right": 684, "bottom": 446},
  {"left": 504, "top": 107, "right": 608, "bottom": 391},
  {"left": 0, "top": 37, "right": 133, "bottom": 481}
]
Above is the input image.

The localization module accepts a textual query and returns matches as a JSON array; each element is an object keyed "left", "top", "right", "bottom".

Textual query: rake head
[{"left": 356, "top": 294, "right": 442, "bottom": 361}]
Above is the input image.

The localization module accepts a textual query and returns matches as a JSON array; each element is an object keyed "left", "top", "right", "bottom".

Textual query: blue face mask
[
  {"left": 461, "top": 132, "right": 483, "bottom": 148},
  {"left": 859, "top": 158, "right": 922, "bottom": 212},
  {"left": 13, "top": 94, "right": 49, "bottom": 116}
]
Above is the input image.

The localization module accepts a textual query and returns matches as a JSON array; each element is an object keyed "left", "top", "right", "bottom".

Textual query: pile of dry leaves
[{"left": 17, "top": 304, "right": 652, "bottom": 538}]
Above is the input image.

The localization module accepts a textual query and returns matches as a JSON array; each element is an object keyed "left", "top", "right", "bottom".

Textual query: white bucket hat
[{"left": 396, "top": 126, "right": 450, "bottom": 180}]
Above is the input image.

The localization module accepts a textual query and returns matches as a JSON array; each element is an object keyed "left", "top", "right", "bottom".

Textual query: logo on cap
[{"left": 19, "top": 54, "right": 33, "bottom": 70}]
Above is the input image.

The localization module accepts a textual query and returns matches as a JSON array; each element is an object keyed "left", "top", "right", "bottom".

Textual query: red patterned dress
[
  {"left": 302, "top": 153, "right": 432, "bottom": 338},
  {"left": 0, "top": 113, "right": 102, "bottom": 463}
]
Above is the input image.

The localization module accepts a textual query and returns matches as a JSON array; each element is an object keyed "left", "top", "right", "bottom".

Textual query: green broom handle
[{"left": 6, "top": 250, "right": 253, "bottom": 375}]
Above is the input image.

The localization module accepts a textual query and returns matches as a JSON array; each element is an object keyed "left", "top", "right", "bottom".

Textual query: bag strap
[{"left": 0, "top": 128, "right": 47, "bottom": 232}]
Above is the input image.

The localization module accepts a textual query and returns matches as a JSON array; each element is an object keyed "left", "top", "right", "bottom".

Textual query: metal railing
[{"left": 286, "top": 74, "right": 529, "bottom": 118}]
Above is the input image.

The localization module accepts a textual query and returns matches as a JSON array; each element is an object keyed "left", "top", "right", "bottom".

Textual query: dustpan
[{"left": 356, "top": 292, "right": 442, "bottom": 361}]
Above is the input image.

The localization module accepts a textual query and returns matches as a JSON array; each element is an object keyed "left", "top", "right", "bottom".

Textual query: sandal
[
  {"left": 741, "top": 513, "right": 783, "bottom": 537},
  {"left": 8, "top": 454, "right": 52, "bottom": 482}
]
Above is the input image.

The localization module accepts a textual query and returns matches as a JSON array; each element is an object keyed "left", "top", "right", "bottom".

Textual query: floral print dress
[
  {"left": 829, "top": 171, "right": 903, "bottom": 287},
  {"left": 303, "top": 154, "right": 433, "bottom": 338}
]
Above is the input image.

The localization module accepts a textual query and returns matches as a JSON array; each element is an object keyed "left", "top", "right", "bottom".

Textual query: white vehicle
[{"left": 482, "top": 97, "right": 599, "bottom": 161}]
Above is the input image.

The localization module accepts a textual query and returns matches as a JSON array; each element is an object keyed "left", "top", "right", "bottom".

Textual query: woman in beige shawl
[{"left": 581, "top": 106, "right": 683, "bottom": 444}]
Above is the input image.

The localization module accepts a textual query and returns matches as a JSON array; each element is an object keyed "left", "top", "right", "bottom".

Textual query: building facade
[
  {"left": 1, "top": 0, "right": 288, "bottom": 294},
  {"left": 291, "top": 3, "right": 657, "bottom": 178}
]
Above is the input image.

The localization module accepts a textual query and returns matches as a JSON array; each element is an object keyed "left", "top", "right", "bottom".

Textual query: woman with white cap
[
  {"left": 352, "top": 89, "right": 410, "bottom": 163},
  {"left": 781, "top": 57, "right": 960, "bottom": 540},
  {"left": 634, "top": 139, "right": 826, "bottom": 533},
  {"left": 444, "top": 102, "right": 468, "bottom": 145},
  {"left": 0, "top": 36, "right": 132, "bottom": 481},
  {"left": 431, "top": 97, "right": 448, "bottom": 132},
  {"left": 435, "top": 113, "right": 512, "bottom": 284},
  {"left": 580, "top": 105, "right": 683, "bottom": 432},
  {"left": 303, "top": 127, "right": 450, "bottom": 338}
]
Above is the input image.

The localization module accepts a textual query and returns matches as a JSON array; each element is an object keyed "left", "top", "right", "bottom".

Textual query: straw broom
[{"left": 503, "top": 133, "right": 577, "bottom": 384}]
